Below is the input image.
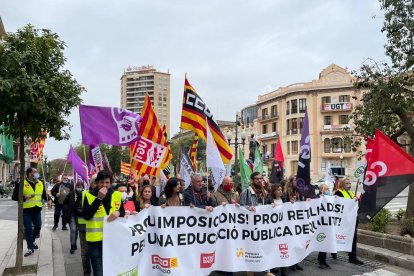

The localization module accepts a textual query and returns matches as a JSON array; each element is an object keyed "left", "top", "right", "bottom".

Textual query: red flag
[
  {"left": 365, "top": 136, "right": 375, "bottom": 162},
  {"left": 274, "top": 138, "right": 284, "bottom": 169},
  {"left": 359, "top": 130, "right": 414, "bottom": 223}
]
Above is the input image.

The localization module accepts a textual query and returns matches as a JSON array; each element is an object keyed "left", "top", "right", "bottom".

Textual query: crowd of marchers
[{"left": 18, "top": 168, "right": 363, "bottom": 276}]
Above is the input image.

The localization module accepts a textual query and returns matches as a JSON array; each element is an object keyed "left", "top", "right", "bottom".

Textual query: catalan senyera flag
[
  {"left": 130, "top": 95, "right": 172, "bottom": 176},
  {"left": 120, "top": 162, "right": 131, "bottom": 176},
  {"left": 187, "top": 133, "right": 198, "bottom": 171},
  {"left": 30, "top": 131, "right": 47, "bottom": 163},
  {"left": 180, "top": 78, "right": 233, "bottom": 164}
]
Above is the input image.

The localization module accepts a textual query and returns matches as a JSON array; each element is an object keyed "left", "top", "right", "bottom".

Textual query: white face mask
[{"left": 121, "top": 192, "right": 127, "bottom": 201}]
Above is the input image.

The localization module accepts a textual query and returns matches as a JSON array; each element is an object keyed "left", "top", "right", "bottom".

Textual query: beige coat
[{"left": 213, "top": 186, "right": 239, "bottom": 204}]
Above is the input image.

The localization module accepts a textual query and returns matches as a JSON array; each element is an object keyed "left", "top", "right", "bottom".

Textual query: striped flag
[
  {"left": 120, "top": 162, "right": 131, "bottom": 175},
  {"left": 130, "top": 95, "right": 172, "bottom": 176},
  {"left": 180, "top": 78, "right": 233, "bottom": 164},
  {"left": 187, "top": 133, "right": 198, "bottom": 171}
]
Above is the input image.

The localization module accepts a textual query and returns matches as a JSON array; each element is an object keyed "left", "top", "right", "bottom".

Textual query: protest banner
[{"left": 104, "top": 196, "right": 357, "bottom": 276}]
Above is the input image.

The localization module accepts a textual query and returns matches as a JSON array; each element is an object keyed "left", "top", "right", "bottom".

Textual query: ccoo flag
[
  {"left": 80, "top": 105, "right": 141, "bottom": 146},
  {"left": 296, "top": 108, "right": 313, "bottom": 198},
  {"left": 359, "top": 130, "right": 414, "bottom": 223},
  {"left": 180, "top": 78, "right": 233, "bottom": 164}
]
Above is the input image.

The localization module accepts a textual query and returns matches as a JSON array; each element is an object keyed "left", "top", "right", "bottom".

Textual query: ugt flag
[
  {"left": 296, "top": 108, "right": 313, "bottom": 198},
  {"left": 79, "top": 105, "right": 141, "bottom": 146},
  {"left": 358, "top": 130, "right": 414, "bottom": 223}
]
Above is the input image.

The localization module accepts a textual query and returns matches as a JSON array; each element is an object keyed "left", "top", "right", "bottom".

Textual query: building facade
[
  {"left": 120, "top": 66, "right": 171, "bottom": 136},
  {"left": 255, "top": 64, "right": 363, "bottom": 181}
]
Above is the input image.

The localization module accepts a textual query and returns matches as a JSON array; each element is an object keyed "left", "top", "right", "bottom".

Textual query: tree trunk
[
  {"left": 405, "top": 139, "right": 414, "bottom": 218},
  {"left": 14, "top": 131, "right": 25, "bottom": 273}
]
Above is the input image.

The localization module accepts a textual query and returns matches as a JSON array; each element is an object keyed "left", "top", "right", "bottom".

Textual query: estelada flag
[
  {"left": 358, "top": 129, "right": 414, "bottom": 223},
  {"left": 130, "top": 95, "right": 172, "bottom": 176},
  {"left": 180, "top": 78, "right": 233, "bottom": 164}
]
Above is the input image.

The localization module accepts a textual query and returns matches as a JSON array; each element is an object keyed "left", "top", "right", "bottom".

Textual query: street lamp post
[
  {"left": 340, "top": 154, "right": 344, "bottom": 175},
  {"left": 226, "top": 114, "right": 247, "bottom": 189}
]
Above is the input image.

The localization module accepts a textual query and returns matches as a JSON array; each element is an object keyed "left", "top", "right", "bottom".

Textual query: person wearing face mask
[
  {"left": 83, "top": 171, "right": 125, "bottom": 276},
  {"left": 51, "top": 175, "right": 73, "bottom": 230},
  {"left": 63, "top": 181, "right": 85, "bottom": 254},
  {"left": 317, "top": 184, "right": 332, "bottom": 270},
  {"left": 213, "top": 176, "right": 239, "bottom": 206},
  {"left": 335, "top": 178, "right": 363, "bottom": 265},
  {"left": 22, "top": 167, "right": 47, "bottom": 257}
]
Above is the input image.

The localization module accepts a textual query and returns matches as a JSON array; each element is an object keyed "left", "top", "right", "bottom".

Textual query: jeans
[
  {"left": 88, "top": 242, "right": 103, "bottom": 276},
  {"left": 54, "top": 204, "right": 64, "bottom": 227},
  {"left": 79, "top": 227, "right": 91, "bottom": 276},
  {"left": 69, "top": 216, "right": 78, "bottom": 245},
  {"left": 23, "top": 208, "right": 42, "bottom": 249}
]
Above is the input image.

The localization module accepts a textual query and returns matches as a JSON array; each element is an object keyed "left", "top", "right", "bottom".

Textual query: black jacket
[
  {"left": 82, "top": 188, "right": 125, "bottom": 221},
  {"left": 183, "top": 186, "right": 217, "bottom": 208}
]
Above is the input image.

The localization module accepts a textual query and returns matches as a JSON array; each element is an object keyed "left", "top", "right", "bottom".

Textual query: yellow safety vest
[
  {"left": 77, "top": 191, "right": 87, "bottom": 225},
  {"left": 23, "top": 179, "right": 44, "bottom": 209},
  {"left": 338, "top": 188, "right": 355, "bottom": 199},
  {"left": 85, "top": 191, "right": 122, "bottom": 242}
]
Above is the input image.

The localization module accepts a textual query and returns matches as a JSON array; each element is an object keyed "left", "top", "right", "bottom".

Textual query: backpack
[{"left": 12, "top": 182, "right": 19, "bottom": 201}]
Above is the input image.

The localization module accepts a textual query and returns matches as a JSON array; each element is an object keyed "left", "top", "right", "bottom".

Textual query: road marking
[
  {"left": 353, "top": 269, "right": 399, "bottom": 275},
  {"left": 0, "top": 205, "right": 16, "bottom": 207}
]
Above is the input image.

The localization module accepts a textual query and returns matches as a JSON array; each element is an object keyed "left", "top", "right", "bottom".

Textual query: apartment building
[{"left": 120, "top": 66, "right": 171, "bottom": 136}]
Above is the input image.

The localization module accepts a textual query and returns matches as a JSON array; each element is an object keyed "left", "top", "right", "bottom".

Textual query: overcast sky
[{"left": 2, "top": 0, "right": 387, "bottom": 160}]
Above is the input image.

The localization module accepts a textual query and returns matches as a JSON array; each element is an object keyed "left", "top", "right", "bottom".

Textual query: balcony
[
  {"left": 321, "top": 124, "right": 353, "bottom": 133},
  {"left": 259, "top": 113, "right": 278, "bottom": 122},
  {"left": 257, "top": 131, "right": 278, "bottom": 140},
  {"left": 321, "top": 102, "right": 353, "bottom": 112}
]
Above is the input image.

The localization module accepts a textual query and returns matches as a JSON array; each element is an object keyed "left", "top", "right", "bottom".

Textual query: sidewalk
[{"left": 0, "top": 219, "right": 65, "bottom": 276}]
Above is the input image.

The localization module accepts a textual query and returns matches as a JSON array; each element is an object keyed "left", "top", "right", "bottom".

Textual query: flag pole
[{"left": 83, "top": 145, "right": 87, "bottom": 165}]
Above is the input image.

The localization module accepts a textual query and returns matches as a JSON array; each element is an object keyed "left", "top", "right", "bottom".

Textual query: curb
[{"left": 358, "top": 243, "right": 414, "bottom": 271}]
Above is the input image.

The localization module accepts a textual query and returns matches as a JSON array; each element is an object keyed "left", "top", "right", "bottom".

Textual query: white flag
[
  {"left": 206, "top": 120, "right": 226, "bottom": 191},
  {"left": 179, "top": 147, "right": 194, "bottom": 188},
  {"left": 326, "top": 161, "right": 334, "bottom": 193}
]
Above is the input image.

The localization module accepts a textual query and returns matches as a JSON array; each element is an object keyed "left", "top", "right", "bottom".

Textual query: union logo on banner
[
  {"left": 278, "top": 244, "right": 288, "bottom": 255},
  {"left": 132, "top": 137, "right": 167, "bottom": 168},
  {"left": 200, "top": 252, "right": 215, "bottom": 268}
]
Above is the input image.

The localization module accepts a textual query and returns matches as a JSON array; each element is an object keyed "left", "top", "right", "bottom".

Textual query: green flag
[
  {"left": 239, "top": 150, "right": 252, "bottom": 191},
  {"left": 0, "top": 126, "right": 14, "bottom": 163},
  {"left": 253, "top": 147, "right": 264, "bottom": 174}
]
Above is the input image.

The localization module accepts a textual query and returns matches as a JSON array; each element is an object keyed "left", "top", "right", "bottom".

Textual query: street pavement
[{"left": 1, "top": 197, "right": 414, "bottom": 276}]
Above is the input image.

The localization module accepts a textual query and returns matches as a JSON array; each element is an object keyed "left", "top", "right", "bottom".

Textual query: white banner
[{"left": 104, "top": 196, "right": 358, "bottom": 276}]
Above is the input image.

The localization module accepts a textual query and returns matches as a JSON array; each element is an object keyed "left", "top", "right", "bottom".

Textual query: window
[
  {"left": 272, "top": 122, "right": 277, "bottom": 132},
  {"left": 299, "top": 117, "right": 304, "bottom": 133},
  {"left": 339, "top": 95, "right": 349, "bottom": 102},
  {"left": 287, "top": 141, "right": 291, "bottom": 155},
  {"left": 344, "top": 139, "right": 352, "bottom": 153},
  {"left": 291, "top": 141, "right": 298, "bottom": 154},
  {"left": 262, "top": 144, "right": 268, "bottom": 156},
  {"left": 324, "top": 138, "right": 331, "bottom": 153},
  {"left": 262, "top": 108, "right": 268, "bottom": 120},
  {"left": 324, "top": 116, "right": 332, "bottom": 125},
  {"left": 299, "top": 99, "right": 306, "bottom": 113},
  {"left": 271, "top": 105, "right": 278, "bottom": 117},
  {"left": 262, "top": 124, "right": 268, "bottom": 134},
  {"left": 286, "top": 119, "right": 291, "bottom": 135},
  {"left": 291, "top": 161, "right": 298, "bottom": 175},
  {"left": 271, "top": 143, "right": 276, "bottom": 158},
  {"left": 339, "top": 115, "right": 348, "bottom": 125},
  {"left": 332, "top": 138, "right": 343, "bottom": 153},
  {"left": 291, "top": 118, "right": 298, "bottom": 130},
  {"left": 322, "top": 96, "right": 331, "bottom": 104},
  {"left": 286, "top": 101, "right": 290, "bottom": 115},
  {"left": 291, "top": 99, "right": 298, "bottom": 114}
]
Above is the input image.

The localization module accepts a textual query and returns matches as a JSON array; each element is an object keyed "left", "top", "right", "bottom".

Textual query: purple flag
[
  {"left": 67, "top": 146, "right": 88, "bottom": 182},
  {"left": 88, "top": 145, "right": 97, "bottom": 178},
  {"left": 79, "top": 105, "right": 141, "bottom": 146},
  {"left": 296, "top": 108, "right": 313, "bottom": 198}
]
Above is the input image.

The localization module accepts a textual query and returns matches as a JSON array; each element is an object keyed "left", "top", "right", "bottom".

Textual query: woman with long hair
[
  {"left": 159, "top": 177, "right": 184, "bottom": 207},
  {"left": 134, "top": 185, "right": 155, "bottom": 212}
]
